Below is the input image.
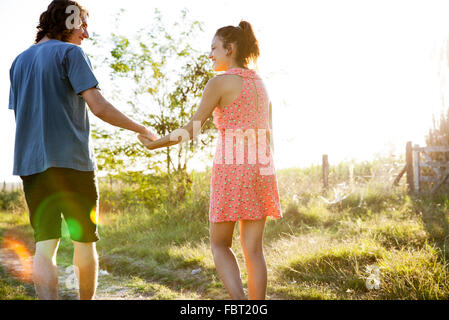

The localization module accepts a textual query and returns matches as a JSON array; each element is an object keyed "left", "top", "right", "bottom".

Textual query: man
[{"left": 8, "top": 0, "right": 157, "bottom": 300}]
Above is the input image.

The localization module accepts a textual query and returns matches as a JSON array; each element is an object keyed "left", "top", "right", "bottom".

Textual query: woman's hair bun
[
  {"left": 215, "top": 20, "right": 260, "bottom": 68},
  {"left": 237, "top": 21, "right": 260, "bottom": 65}
]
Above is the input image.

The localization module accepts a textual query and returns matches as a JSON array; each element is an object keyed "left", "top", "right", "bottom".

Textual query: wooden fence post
[
  {"left": 322, "top": 154, "right": 329, "bottom": 192},
  {"left": 413, "top": 144, "right": 420, "bottom": 194},
  {"left": 406, "top": 141, "right": 414, "bottom": 194}
]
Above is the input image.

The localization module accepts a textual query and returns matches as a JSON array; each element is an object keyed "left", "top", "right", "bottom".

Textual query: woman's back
[{"left": 213, "top": 68, "right": 270, "bottom": 131}]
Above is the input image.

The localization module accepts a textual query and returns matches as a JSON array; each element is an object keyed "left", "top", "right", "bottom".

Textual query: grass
[{"left": 0, "top": 156, "right": 449, "bottom": 300}]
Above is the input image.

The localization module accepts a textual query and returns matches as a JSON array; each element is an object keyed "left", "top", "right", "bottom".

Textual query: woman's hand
[
  {"left": 140, "top": 128, "right": 160, "bottom": 142},
  {"left": 138, "top": 128, "right": 160, "bottom": 150},
  {"left": 138, "top": 133, "right": 159, "bottom": 150}
]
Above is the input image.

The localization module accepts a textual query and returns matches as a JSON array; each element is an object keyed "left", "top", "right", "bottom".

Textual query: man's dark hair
[{"left": 35, "top": 0, "right": 88, "bottom": 44}]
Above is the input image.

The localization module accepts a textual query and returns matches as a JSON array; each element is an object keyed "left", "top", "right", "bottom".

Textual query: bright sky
[{"left": 1, "top": 0, "right": 449, "bottom": 182}]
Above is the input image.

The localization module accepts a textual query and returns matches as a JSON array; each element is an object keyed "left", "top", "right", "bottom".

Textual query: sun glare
[
  {"left": 90, "top": 206, "right": 99, "bottom": 225},
  {"left": 0, "top": 237, "right": 33, "bottom": 283}
]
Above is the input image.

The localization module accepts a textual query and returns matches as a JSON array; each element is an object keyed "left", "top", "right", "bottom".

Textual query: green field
[{"left": 1, "top": 158, "right": 449, "bottom": 300}]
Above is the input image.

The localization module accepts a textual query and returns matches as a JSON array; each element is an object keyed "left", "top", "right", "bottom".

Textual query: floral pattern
[{"left": 209, "top": 68, "right": 282, "bottom": 223}]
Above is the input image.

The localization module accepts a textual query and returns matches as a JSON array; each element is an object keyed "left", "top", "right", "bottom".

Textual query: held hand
[
  {"left": 137, "top": 127, "right": 160, "bottom": 150},
  {"left": 141, "top": 128, "right": 160, "bottom": 142},
  {"left": 138, "top": 134, "right": 158, "bottom": 150}
]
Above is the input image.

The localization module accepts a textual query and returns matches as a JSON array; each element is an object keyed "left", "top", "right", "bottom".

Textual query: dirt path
[
  {"left": 58, "top": 266, "right": 139, "bottom": 300},
  {"left": 0, "top": 247, "right": 145, "bottom": 300}
]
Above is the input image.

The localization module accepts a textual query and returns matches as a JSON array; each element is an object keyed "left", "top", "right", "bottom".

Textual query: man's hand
[
  {"left": 138, "top": 133, "right": 158, "bottom": 150},
  {"left": 140, "top": 128, "right": 159, "bottom": 142}
]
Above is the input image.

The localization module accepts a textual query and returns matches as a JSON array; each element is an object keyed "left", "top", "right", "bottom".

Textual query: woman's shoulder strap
[{"left": 223, "top": 68, "right": 260, "bottom": 80}]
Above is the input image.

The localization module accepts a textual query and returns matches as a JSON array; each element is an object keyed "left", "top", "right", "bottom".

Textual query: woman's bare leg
[
  {"left": 240, "top": 218, "right": 267, "bottom": 300},
  {"left": 210, "top": 221, "right": 246, "bottom": 300}
]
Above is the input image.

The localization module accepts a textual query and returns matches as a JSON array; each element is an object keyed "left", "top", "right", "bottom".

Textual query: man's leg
[
  {"left": 33, "top": 239, "right": 60, "bottom": 300},
  {"left": 57, "top": 169, "right": 99, "bottom": 300},
  {"left": 73, "top": 241, "right": 98, "bottom": 300}
]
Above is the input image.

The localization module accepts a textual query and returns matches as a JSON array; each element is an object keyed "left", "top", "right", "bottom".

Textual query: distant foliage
[
  {"left": 0, "top": 189, "right": 25, "bottom": 211},
  {"left": 89, "top": 9, "right": 216, "bottom": 178},
  {"left": 98, "top": 169, "right": 211, "bottom": 214},
  {"left": 278, "top": 154, "right": 405, "bottom": 215},
  {"left": 426, "top": 109, "right": 449, "bottom": 162},
  {"left": 99, "top": 172, "right": 167, "bottom": 212},
  {"left": 424, "top": 109, "right": 449, "bottom": 192}
]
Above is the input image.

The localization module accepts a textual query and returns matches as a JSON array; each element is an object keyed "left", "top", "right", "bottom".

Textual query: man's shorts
[{"left": 21, "top": 167, "right": 100, "bottom": 243}]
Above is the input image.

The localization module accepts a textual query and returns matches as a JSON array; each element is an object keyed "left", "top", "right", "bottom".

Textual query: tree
[{"left": 89, "top": 9, "right": 216, "bottom": 180}]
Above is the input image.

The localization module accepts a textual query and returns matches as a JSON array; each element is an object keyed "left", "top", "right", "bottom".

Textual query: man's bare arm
[{"left": 82, "top": 88, "right": 157, "bottom": 140}]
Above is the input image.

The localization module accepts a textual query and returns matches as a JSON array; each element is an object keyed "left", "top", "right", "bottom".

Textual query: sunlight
[
  {"left": 2, "top": 0, "right": 449, "bottom": 173},
  {"left": 3, "top": 0, "right": 449, "bottom": 302},
  {"left": 0, "top": 237, "right": 33, "bottom": 283},
  {"left": 90, "top": 206, "right": 100, "bottom": 225}
]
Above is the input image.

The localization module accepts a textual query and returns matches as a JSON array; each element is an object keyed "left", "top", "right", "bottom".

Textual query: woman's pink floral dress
[{"left": 209, "top": 68, "right": 282, "bottom": 223}]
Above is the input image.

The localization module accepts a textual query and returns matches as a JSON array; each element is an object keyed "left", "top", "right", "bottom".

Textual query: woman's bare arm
[{"left": 139, "top": 77, "right": 223, "bottom": 150}]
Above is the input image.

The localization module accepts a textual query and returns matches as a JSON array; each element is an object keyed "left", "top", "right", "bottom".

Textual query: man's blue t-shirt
[{"left": 8, "top": 40, "right": 99, "bottom": 176}]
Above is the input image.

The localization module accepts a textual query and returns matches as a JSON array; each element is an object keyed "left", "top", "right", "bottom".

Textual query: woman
[{"left": 139, "top": 21, "right": 282, "bottom": 300}]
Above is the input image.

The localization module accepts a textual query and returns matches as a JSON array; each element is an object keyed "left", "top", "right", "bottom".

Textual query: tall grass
[{"left": 1, "top": 155, "right": 448, "bottom": 299}]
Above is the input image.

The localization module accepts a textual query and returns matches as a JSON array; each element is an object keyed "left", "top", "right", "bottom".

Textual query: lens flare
[
  {"left": 89, "top": 206, "right": 99, "bottom": 225},
  {"left": 0, "top": 237, "right": 33, "bottom": 283},
  {"left": 65, "top": 218, "right": 83, "bottom": 240}
]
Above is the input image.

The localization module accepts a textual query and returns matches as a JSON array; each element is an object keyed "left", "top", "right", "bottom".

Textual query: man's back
[
  {"left": 11, "top": 0, "right": 159, "bottom": 300},
  {"left": 9, "top": 39, "right": 99, "bottom": 176}
]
